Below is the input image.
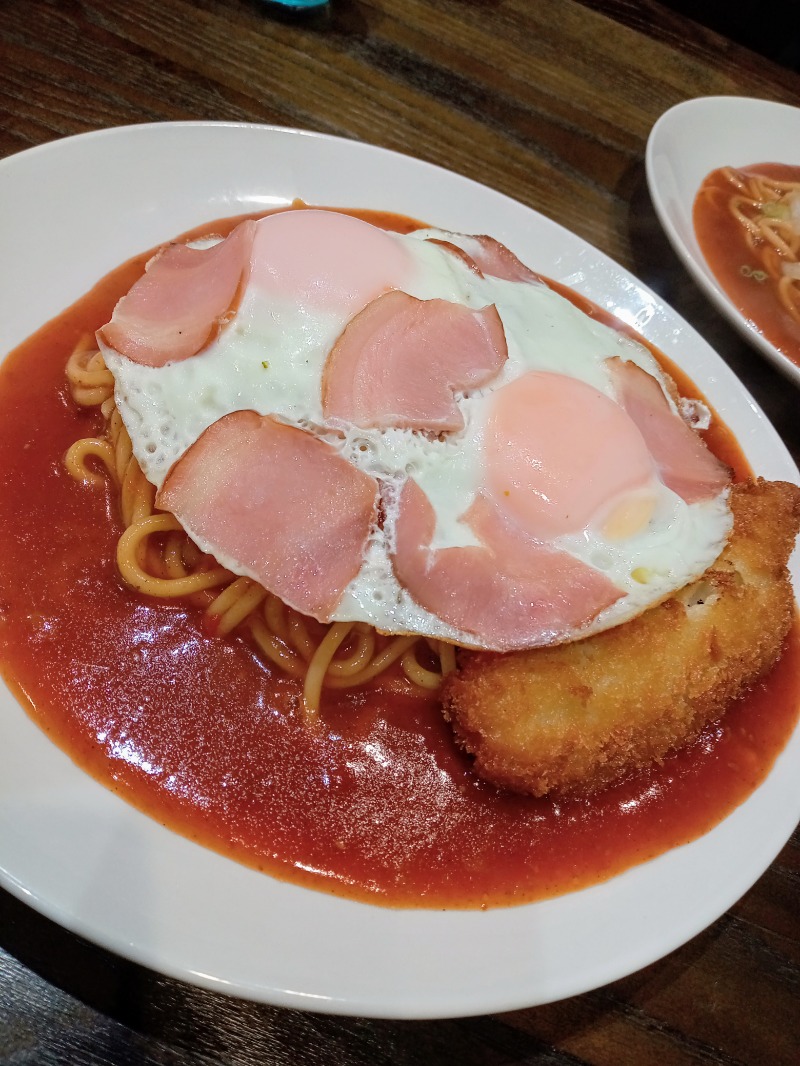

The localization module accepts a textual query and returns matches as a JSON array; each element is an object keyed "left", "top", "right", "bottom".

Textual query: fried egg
[{"left": 98, "top": 209, "right": 732, "bottom": 652}]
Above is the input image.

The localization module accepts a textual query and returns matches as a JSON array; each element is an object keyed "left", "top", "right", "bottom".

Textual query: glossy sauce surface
[
  {"left": 694, "top": 163, "right": 800, "bottom": 369},
  {"left": 0, "top": 208, "right": 798, "bottom": 909}
]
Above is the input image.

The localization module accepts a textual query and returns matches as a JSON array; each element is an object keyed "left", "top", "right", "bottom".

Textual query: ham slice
[
  {"left": 392, "top": 481, "right": 622, "bottom": 651},
  {"left": 607, "top": 357, "right": 731, "bottom": 504},
  {"left": 428, "top": 233, "right": 544, "bottom": 285},
  {"left": 99, "top": 221, "right": 256, "bottom": 368},
  {"left": 322, "top": 290, "right": 508, "bottom": 431},
  {"left": 156, "top": 411, "right": 378, "bottom": 620},
  {"left": 424, "top": 238, "right": 484, "bottom": 276}
]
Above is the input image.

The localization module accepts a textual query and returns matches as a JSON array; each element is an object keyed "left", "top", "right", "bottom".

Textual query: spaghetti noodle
[
  {"left": 698, "top": 165, "right": 800, "bottom": 323},
  {"left": 64, "top": 337, "right": 457, "bottom": 714}
]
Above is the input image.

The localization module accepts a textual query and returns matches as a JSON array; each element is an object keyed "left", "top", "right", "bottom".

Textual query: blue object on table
[{"left": 263, "top": 0, "right": 328, "bottom": 8}]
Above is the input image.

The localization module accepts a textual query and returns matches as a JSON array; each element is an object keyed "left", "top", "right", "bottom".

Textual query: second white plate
[{"left": 646, "top": 94, "right": 800, "bottom": 388}]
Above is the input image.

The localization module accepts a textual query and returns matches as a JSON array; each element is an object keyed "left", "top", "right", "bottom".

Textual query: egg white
[{"left": 101, "top": 225, "right": 732, "bottom": 649}]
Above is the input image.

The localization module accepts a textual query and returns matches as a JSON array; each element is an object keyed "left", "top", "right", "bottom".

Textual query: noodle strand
[{"left": 718, "top": 167, "right": 800, "bottom": 324}]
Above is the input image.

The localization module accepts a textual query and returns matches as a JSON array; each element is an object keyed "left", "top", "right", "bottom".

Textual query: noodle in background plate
[{"left": 698, "top": 165, "right": 800, "bottom": 323}]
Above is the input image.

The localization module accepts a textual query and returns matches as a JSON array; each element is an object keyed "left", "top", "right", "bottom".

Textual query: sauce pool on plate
[{"left": 0, "top": 207, "right": 798, "bottom": 910}]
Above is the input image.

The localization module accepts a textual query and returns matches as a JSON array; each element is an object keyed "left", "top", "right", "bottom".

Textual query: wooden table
[{"left": 1, "top": 1, "right": 798, "bottom": 1062}]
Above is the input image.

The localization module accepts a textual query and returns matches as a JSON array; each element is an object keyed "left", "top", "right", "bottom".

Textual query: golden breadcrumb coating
[{"left": 442, "top": 479, "right": 800, "bottom": 797}]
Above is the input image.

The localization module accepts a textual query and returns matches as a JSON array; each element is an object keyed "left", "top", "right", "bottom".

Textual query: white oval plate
[
  {"left": 0, "top": 123, "right": 799, "bottom": 1020},
  {"left": 646, "top": 95, "right": 800, "bottom": 389}
]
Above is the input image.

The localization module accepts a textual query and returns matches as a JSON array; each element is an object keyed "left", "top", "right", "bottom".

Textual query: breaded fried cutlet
[{"left": 442, "top": 479, "right": 800, "bottom": 797}]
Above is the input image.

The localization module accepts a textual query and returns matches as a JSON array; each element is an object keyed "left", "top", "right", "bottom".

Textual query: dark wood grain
[{"left": 1, "top": 1, "right": 799, "bottom": 1063}]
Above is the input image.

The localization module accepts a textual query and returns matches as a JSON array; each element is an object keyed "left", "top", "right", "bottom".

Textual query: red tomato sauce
[
  {"left": 693, "top": 163, "right": 800, "bottom": 369},
  {"left": 0, "top": 209, "right": 798, "bottom": 909}
]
